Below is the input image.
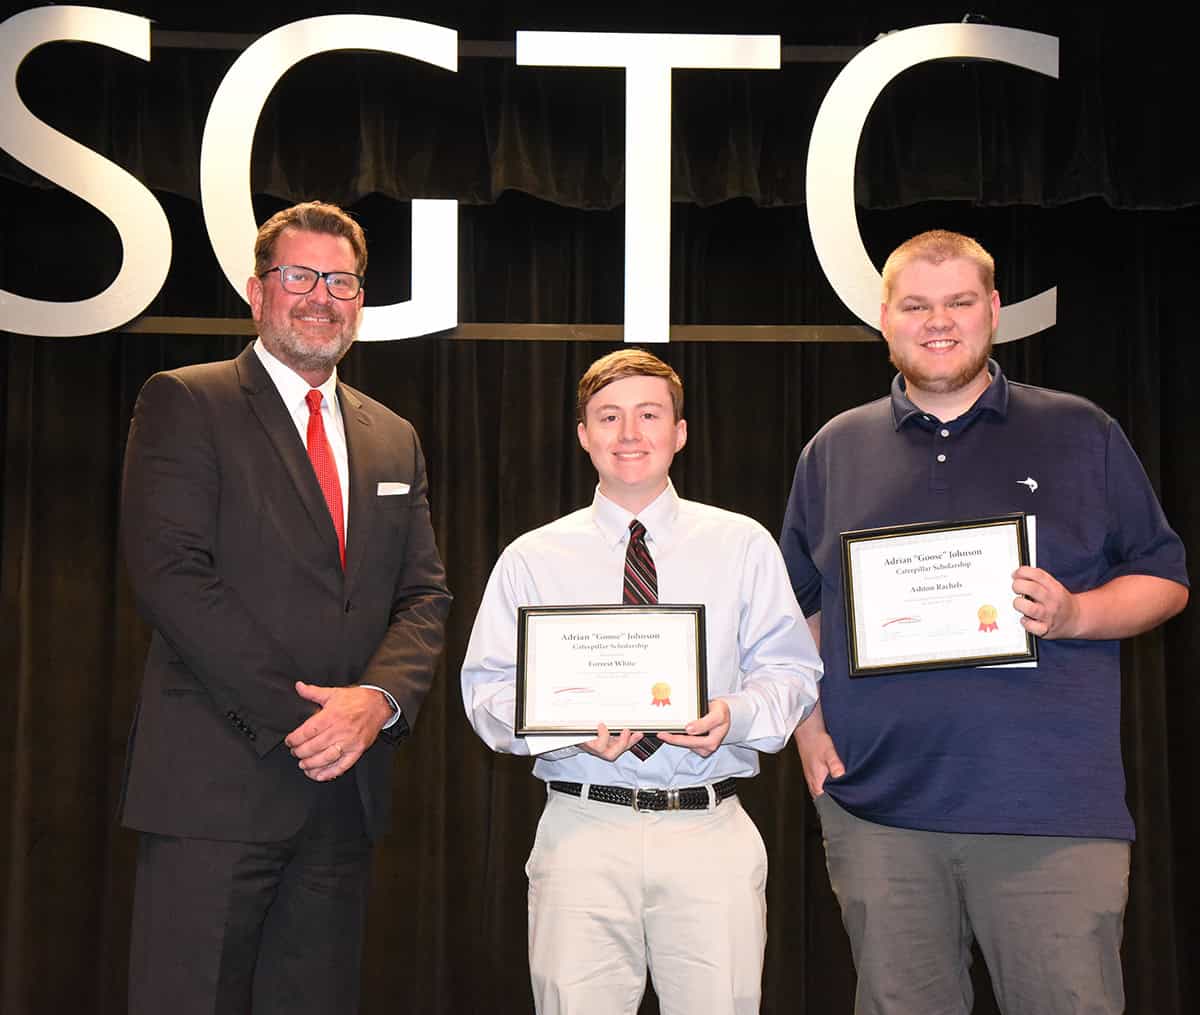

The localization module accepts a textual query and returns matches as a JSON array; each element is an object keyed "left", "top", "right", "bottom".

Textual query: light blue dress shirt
[{"left": 462, "top": 482, "right": 822, "bottom": 788}]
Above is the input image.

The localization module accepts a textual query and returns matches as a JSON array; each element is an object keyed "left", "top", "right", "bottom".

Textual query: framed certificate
[
  {"left": 515, "top": 604, "right": 708, "bottom": 735},
  {"left": 841, "top": 513, "right": 1037, "bottom": 677}
]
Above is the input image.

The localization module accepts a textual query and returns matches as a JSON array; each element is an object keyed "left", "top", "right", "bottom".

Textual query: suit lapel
[
  {"left": 340, "top": 382, "right": 375, "bottom": 590},
  {"left": 235, "top": 345, "right": 344, "bottom": 568}
]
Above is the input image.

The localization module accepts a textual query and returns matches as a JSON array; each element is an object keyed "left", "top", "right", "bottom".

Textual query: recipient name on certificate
[
  {"left": 515, "top": 604, "right": 707, "bottom": 735},
  {"left": 841, "top": 513, "right": 1036, "bottom": 677}
]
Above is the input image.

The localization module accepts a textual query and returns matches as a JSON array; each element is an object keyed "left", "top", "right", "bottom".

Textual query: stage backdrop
[{"left": 2, "top": 4, "right": 1197, "bottom": 1013}]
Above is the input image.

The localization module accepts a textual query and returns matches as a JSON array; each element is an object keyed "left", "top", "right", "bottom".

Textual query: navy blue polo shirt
[{"left": 781, "top": 362, "right": 1188, "bottom": 839}]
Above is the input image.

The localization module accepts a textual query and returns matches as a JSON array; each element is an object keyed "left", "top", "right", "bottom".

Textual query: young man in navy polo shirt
[{"left": 781, "top": 230, "right": 1188, "bottom": 1015}]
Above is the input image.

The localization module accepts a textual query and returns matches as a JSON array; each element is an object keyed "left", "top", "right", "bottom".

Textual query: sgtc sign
[{"left": 0, "top": 7, "right": 1057, "bottom": 342}]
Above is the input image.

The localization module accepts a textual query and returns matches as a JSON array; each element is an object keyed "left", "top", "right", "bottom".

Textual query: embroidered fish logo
[{"left": 1017, "top": 477, "right": 1038, "bottom": 493}]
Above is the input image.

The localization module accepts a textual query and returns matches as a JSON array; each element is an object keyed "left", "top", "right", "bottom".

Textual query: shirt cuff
[
  {"left": 722, "top": 693, "right": 755, "bottom": 745},
  {"left": 361, "top": 684, "right": 402, "bottom": 729}
]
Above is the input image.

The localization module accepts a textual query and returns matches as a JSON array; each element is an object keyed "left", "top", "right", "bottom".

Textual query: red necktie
[
  {"left": 305, "top": 389, "right": 345, "bottom": 568},
  {"left": 624, "top": 519, "right": 662, "bottom": 760}
]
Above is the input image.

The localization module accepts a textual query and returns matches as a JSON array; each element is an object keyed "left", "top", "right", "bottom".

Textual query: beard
[
  {"left": 889, "top": 338, "right": 992, "bottom": 395},
  {"left": 261, "top": 306, "right": 358, "bottom": 374}
]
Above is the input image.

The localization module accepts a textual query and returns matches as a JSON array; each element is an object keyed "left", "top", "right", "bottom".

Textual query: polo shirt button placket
[{"left": 930, "top": 423, "right": 951, "bottom": 492}]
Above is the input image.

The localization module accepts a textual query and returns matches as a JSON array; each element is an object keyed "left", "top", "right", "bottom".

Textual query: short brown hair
[
  {"left": 253, "top": 201, "right": 368, "bottom": 277},
  {"left": 881, "top": 229, "right": 994, "bottom": 301},
  {"left": 576, "top": 349, "right": 684, "bottom": 423}
]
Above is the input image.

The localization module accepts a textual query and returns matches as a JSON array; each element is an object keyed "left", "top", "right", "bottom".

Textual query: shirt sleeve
[
  {"left": 360, "top": 685, "right": 402, "bottom": 728},
  {"left": 721, "top": 527, "right": 823, "bottom": 751},
  {"left": 1102, "top": 420, "right": 1189, "bottom": 586},
  {"left": 780, "top": 441, "right": 824, "bottom": 617},
  {"left": 460, "top": 548, "right": 537, "bottom": 757}
]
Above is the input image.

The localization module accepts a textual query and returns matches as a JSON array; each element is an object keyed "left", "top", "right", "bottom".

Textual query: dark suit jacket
[{"left": 120, "top": 343, "right": 451, "bottom": 843}]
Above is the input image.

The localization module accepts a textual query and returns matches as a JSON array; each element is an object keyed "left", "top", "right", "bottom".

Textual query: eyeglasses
[{"left": 260, "top": 264, "right": 364, "bottom": 300}]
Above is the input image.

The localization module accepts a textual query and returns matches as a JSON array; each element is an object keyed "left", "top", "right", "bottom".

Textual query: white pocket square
[{"left": 377, "top": 482, "right": 410, "bottom": 496}]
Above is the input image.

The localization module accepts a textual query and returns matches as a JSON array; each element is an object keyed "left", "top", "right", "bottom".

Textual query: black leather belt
[{"left": 548, "top": 778, "right": 738, "bottom": 812}]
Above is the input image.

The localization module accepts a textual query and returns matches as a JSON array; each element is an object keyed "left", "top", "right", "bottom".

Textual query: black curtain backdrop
[{"left": 3, "top": 4, "right": 1198, "bottom": 1013}]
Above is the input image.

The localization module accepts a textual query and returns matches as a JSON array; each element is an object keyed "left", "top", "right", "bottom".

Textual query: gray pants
[{"left": 814, "top": 793, "right": 1130, "bottom": 1015}]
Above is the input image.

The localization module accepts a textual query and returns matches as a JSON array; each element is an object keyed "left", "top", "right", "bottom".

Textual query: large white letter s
[{"left": 0, "top": 6, "right": 171, "bottom": 337}]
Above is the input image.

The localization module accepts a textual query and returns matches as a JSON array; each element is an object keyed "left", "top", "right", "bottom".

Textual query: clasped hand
[{"left": 284, "top": 681, "right": 392, "bottom": 782}]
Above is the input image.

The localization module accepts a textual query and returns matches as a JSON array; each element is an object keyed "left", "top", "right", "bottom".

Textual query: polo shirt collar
[
  {"left": 890, "top": 357, "right": 1009, "bottom": 431},
  {"left": 591, "top": 481, "right": 680, "bottom": 551}
]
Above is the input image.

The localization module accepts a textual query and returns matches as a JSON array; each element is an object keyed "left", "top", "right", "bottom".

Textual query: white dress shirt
[
  {"left": 253, "top": 338, "right": 400, "bottom": 727},
  {"left": 462, "top": 482, "right": 822, "bottom": 788},
  {"left": 253, "top": 339, "right": 349, "bottom": 529}
]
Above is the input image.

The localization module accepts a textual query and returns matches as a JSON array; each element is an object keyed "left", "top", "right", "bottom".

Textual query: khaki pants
[{"left": 527, "top": 786, "right": 768, "bottom": 1015}]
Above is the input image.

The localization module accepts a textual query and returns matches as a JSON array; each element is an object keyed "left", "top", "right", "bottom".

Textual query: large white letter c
[{"left": 806, "top": 25, "right": 1058, "bottom": 343}]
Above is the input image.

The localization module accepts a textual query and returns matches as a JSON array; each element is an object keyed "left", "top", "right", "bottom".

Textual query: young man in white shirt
[{"left": 462, "top": 348, "right": 821, "bottom": 1015}]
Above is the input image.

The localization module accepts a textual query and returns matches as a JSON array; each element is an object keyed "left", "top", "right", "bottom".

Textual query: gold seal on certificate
[
  {"left": 515, "top": 604, "right": 708, "bottom": 735},
  {"left": 840, "top": 513, "right": 1037, "bottom": 677}
]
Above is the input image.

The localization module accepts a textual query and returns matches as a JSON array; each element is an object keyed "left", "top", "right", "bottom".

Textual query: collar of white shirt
[
  {"left": 590, "top": 481, "right": 681, "bottom": 553},
  {"left": 253, "top": 337, "right": 341, "bottom": 428}
]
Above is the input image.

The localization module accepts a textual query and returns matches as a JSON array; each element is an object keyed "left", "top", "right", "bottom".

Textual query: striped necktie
[{"left": 624, "top": 519, "right": 661, "bottom": 760}]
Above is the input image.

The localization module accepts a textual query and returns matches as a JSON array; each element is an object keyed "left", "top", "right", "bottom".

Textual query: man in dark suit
[{"left": 120, "top": 201, "right": 451, "bottom": 1014}]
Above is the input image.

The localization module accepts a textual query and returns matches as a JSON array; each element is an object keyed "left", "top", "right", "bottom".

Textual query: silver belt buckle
[
  {"left": 632, "top": 788, "right": 641, "bottom": 812},
  {"left": 667, "top": 788, "right": 680, "bottom": 811}
]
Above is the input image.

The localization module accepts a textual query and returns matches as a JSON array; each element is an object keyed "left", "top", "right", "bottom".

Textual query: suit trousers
[
  {"left": 526, "top": 785, "right": 768, "bottom": 1015},
  {"left": 814, "top": 792, "right": 1130, "bottom": 1015},
  {"left": 128, "top": 773, "right": 371, "bottom": 1015}
]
